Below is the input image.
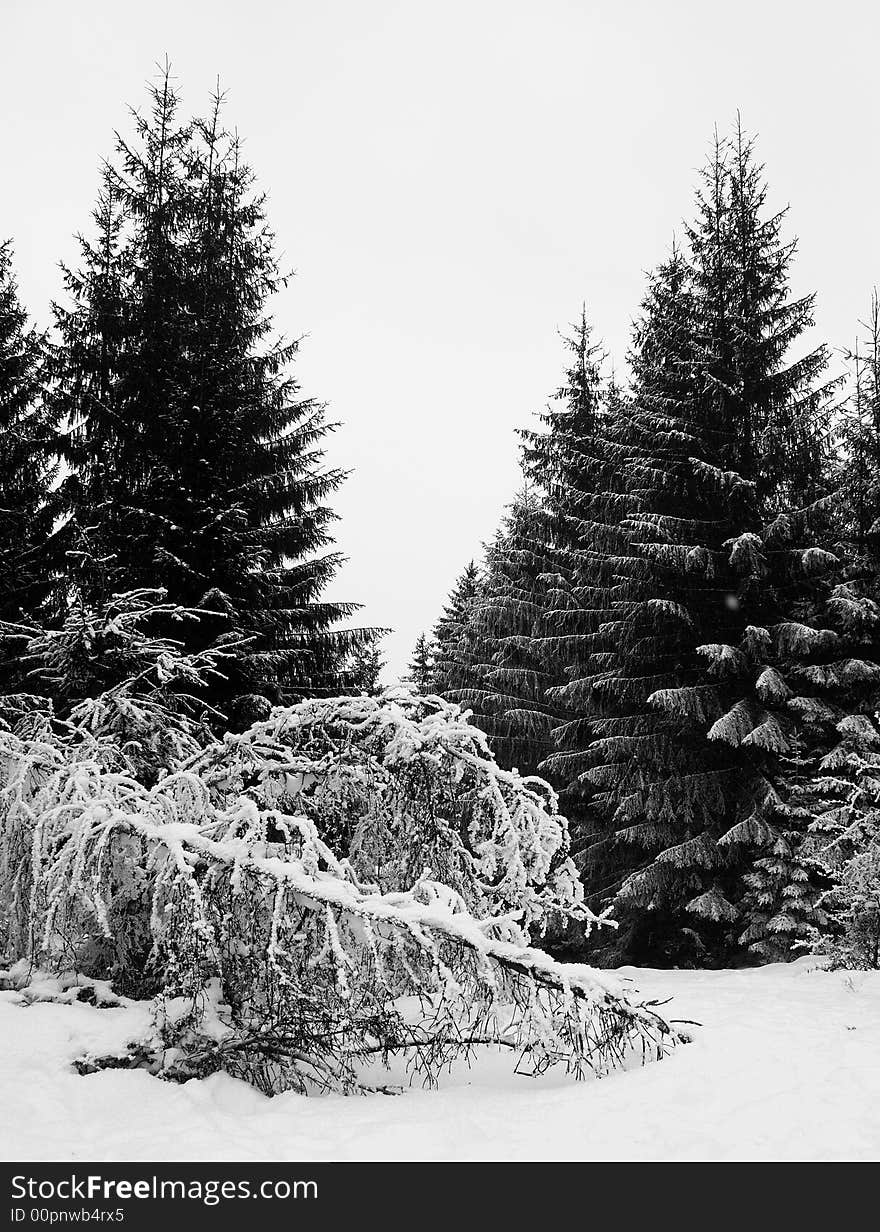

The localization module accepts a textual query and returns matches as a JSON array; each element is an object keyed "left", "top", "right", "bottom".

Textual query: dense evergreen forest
[
  {"left": 413, "top": 127, "right": 880, "bottom": 970},
  {"left": 2, "top": 71, "right": 879, "bottom": 976}
]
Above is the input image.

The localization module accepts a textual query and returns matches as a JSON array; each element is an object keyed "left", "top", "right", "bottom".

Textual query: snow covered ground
[{"left": 1, "top": 958, "right": 878, "bottom": 1162}]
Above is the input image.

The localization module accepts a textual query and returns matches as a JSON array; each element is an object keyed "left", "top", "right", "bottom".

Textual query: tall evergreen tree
[
  {"left": 443, "top": 309, "right": 628, "bottom": 871},
  {"left": 837, "top": 293, "right": 880, "bottom": 564},
  {"left": 0, "top": 241, "right": 53, "bottom": 686},
  {"left": 405, "top": 632, "right": 436, "bottom": 694},
  {"left": 519, "top": 311, "right": 631, "bottom": 880},
  {"left": 459, "top": 490, "right": 561, "bottom": 776},
  {"left": 344, "top": 639, "right": 386, "bottom": 695},
  {"left": 48, "top": 201, "right": 124, "bottom": 588},
  {"left": 431, "top": 561, "right": 485, "bottom": 701},
  {"left": 51, "top": 70, "right": 370, "bottom": 723},
  {"left": 782, "top": 298, "right": 880, "bottom": 964},
  {"left": 49, "top": 74, "right": 190, "bottom": 609},
  {"left": 580, "top": 128, "right": 840, "bottom": 963}
]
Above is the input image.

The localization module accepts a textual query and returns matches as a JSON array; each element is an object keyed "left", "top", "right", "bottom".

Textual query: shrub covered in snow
[
  {"left": 803, "top": 704, "right": 880, "bottom": 969},
  {"left": 818, "top": 850, "right": 880, "bottom": 969},
  {"left": 0, "top": 661, "right": 681, "bottom": 1094}
]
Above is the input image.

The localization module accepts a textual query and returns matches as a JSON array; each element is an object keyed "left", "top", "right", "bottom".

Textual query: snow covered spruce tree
[
  {"left": 807, "top": 706, "right": 880, "bottom": 968},
  {"left": 405, "top": 631, "right": 436, "bottom": 694},
  {"left": 0, "top": 676, "right": 683, "bottom": 1093},
  {"left": 50, "top": 70, "right": 371, "bottom": 726},
  {"left": 431, "top": 561, "right": 486, "bottom": 701},
  {"left": 0, "top": 586, "right": 231, "bottom": 988},
  {"left": 453, "top": 491, "right": 563, "bottom": 777},
  {"left": 836, "top": 293, "right": 880, "bottom": 563},
  {"left": 343, "top": 638, "right": 386, "bottom": 695},
  {"left": 2, "top": 587, "right": 224, "bottom": 778},
  {"left": 580, "top": 129, "right": 841, "bottom": 963},
  {"left": 436, "top": 309, "right": 632, "bottom": 919},
  {"left": 516, "top": 310, "right": 632, "bottom": 889},
  {"left": 0, "top": 241, "right": 54, "bottom": 687},
  {"left": 439, "top": 312, "right": 618, "bottom": 780},
  {"left": 792, "top": 298, "right": 880, "bottom": 970},
  {"left": 793, "top": 591, "right": 880, "bottom": 971},
  {"left": 428, "top": 311, "right": 632, "bottom": 952},
  {"left": 451, "top": 312, "right": 612, "bottom": 788},
  {"left": 47, "top": 92, "right": 186, "bottom": 614},
  {"left": 433, "top": 488, "right": 567, "bottom": 781}
]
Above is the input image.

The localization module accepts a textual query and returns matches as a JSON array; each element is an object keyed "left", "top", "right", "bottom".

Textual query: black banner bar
[{"left": 0, "top": 1160, "right": 867, "bottom": 1229}]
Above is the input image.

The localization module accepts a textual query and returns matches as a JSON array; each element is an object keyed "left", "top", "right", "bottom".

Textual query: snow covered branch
[{"left": 0, "top": 688, "right": 681, "bottom": 1094}]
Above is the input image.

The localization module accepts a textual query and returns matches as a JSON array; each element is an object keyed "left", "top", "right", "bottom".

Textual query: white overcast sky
[{"left": 3, "top": 0, "right": 879, "bottom": 676}]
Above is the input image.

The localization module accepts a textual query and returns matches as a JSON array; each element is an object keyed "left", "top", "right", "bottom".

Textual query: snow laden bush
[
  {"left": 1, "top": 587, "right": 228, "bottom": 780},
  {"left": 803, "top": 706, "right": 880, "bottom": 969},
  {"left": 0, "top": 645, "right": 682, "bottom": 1093},
  {"left": 819, "top": 851, "right": 880, "bottom": 969},
  {"left": 0, "top": 589, "right": 231, "bottom": 988}
]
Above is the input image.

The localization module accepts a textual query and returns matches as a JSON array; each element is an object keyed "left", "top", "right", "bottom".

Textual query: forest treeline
[
  {"left": 1, "top": 71, "right": 878, "bottom": 972},
  {"left": 411, "top": 126, "right": 880, "bottom": 969}
]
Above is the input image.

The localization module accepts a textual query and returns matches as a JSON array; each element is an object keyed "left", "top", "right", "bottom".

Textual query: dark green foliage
[
  {"left": 579, "top": 128, "right": 841, "bottom": 962},
  {"left": 0, "top": 241, "right": 53, "bottom": 688},
  {"left": 405, "top": 632, "right": 436, "bottom": 694},
  {"left": 49, "top": 69, "right": 371, "bottom": 723},
  {"left": 344, "top": 638, "right": 387, "bottom": 695},
  {"left": 519, "top": 310, "right": 630, "bottom": 875},
  {"left": 431, "top": 561, "right": 485, "bottom": 700},
  {"left": 837, "top": 294, "right": 880, "bottom": 565},
  {"left": 458, "top": 491, "right": 562, "bottom": 776},
  {"left": 444, "top": 125, "right": 846, "bottom": 965}
]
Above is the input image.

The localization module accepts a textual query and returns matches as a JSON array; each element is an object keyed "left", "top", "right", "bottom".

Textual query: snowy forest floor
[{"left": 1, "top": 958, "right": 878, "bottom": 1162}]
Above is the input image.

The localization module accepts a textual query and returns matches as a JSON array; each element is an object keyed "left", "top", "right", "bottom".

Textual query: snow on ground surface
[{"left": 1, "top": 958, "right": 878, "bottom": 1162}]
